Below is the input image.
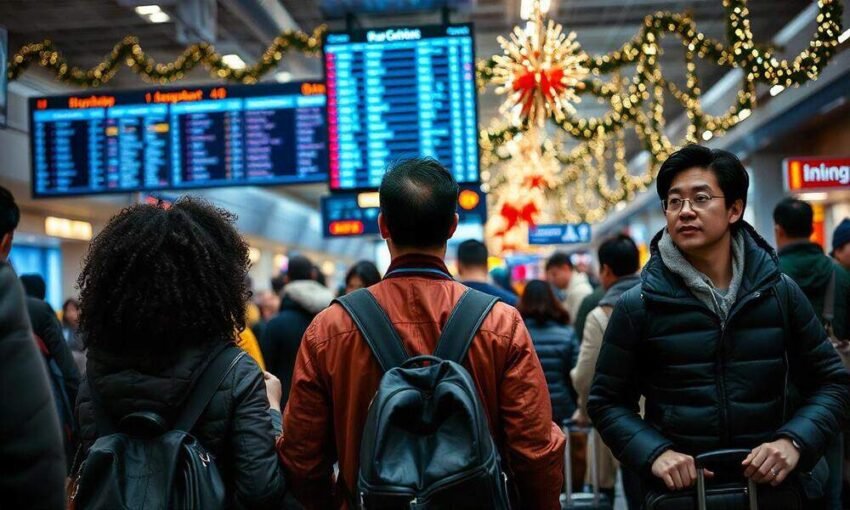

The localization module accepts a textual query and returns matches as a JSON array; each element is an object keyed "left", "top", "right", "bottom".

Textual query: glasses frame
[{"left": 661, "top": 194, "right": 726, "bottom": 213}]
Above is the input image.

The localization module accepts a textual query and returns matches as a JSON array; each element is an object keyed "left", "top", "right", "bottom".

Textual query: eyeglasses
[{"left": 662, "top": 193, "right": 725, "bottom": 213}]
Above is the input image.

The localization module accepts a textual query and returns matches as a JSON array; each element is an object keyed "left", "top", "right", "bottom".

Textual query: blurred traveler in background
[
  {"left": 1, "top": 185, "right": 79, "bottom": 464},
  {"left": 261, "top": 254, "right": 334, "bottom": 410},
  {"left": 775, "top": 197, "right": 850, "bottom": 509},
  {"left": 457, "top": 239, "right": 518, "bottom": 305},
  {"left": 20, "top": 273, "right": 48, "bottom": 302},
  {"left": 546, "top": 252, "right": 593, "bottom": 321},
  {"left": 572, "top": 284, "right": 605, "bottom": 345},
  {"left": 343, "top": 260, "right": 382, "bottom": 295},
  {"left": 832, "top": 218, "right": 850, "bottom": 274},
  {"left": 571, "top": 233, "right": 641, "bottom": 506},
  {"left": 517, "top": 279, "right": 581, "bottom": 491},
  {"left": 490, "top": 265, "right": 515, "bottom": 295},
  {"left": 73, "top": 198, "right": 286, "bottom": 509},
  {"left": 589, "top": 145, "right": 850, "bottom": 507},
  {"left": 61, "top": 298, "right": 87, "bottom": 376},
  {"left": 253, "top": 289, "right": 281, "bottom": 340},
  {"left": 280, "top": 158, "right": 564, "bottom": 509}
]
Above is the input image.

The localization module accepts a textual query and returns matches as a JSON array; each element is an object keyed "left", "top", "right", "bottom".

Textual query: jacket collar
[
  {"left": 384, "top": 254, "right": 453, "bottom": 280},
  {"left": 599, "top": 274, "right": 641, "bottom": 307},
  {"left": 641, "top": 221, "right": 780, "bottom": 305}
]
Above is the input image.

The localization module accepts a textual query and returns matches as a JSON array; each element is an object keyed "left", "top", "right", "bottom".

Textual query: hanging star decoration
[{"left": 491, "top": 6, "right": 589, "bottom": 127}]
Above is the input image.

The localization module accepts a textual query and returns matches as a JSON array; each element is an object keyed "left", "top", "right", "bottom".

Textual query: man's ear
[
  {"left": 446, "top": 213, "right": 459, "bottom": 240},
  {"left": 378, "top": 212, "right": 390, "bottom": 240},
  {"left": 729, "top": 199, "right": 745, "bottom": 225}
]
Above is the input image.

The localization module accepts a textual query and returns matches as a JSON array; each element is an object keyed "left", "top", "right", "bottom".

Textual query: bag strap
[
  {"left": 334, "top": 289, "right": 409, "bottom": 373},
  {"left": 174, "top": 346, "right": 245, "bottom": 432},
  {"left": 823, "top": 267, "right": 836, "bottom": 325},
  {"left": 433, "top": 289, "right": 499, "bottom": 364}
]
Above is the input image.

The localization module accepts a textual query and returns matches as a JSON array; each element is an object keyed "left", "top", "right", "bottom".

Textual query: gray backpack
[{"left": 336, "top": 288, "right": 512, "bottom": 509}]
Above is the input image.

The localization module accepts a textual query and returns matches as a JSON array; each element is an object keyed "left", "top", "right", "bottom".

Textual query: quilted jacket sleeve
[
  {"left": 228, "top": 357, "right": 287, "bottom": 510},
  {"left": 498, "top": 308, "right": 566, "bottom": 510},
  {"left": 587, "top": 290, "right": 673, "bottom": 476},
  {"left": 775, "top": 277, "right": 850, "bottom": 472}
]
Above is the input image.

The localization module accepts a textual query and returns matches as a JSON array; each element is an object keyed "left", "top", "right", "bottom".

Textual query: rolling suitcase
[
  {"left": 644, "top": 449, "right": 804, "bottom": 510},
  {"left": 561, "top": 420, "right": 613, "bottom": 510}
]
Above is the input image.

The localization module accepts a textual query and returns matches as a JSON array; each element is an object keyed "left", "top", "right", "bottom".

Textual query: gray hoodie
[{"left": 658, "top": 228, "right": 745, "bottom": 322}]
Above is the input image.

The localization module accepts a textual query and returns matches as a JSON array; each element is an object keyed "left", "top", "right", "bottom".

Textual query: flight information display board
[
  {"left": 323, "top": 24, "right": 479, "bottom": 191},
  {"left": 29, "top": 82, "right": 328, "bottom": 197},
  {"left": 321, "top": 184, "right": 486, "bottom": 238}
]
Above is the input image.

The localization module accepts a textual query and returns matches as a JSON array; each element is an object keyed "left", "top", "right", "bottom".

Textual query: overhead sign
[
  {"left": 528, "top": 223, "right": 591, "bottom": 245},
  {"left": 321, "top": 185, "right": 487, "bottom": 238},
  {"left": 784, "top": 157, "right": 850, "bottom": 192}
]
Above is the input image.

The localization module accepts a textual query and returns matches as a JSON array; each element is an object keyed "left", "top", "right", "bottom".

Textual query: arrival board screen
[
  {"left": 323, "top": 24, "right": 479, "bottom": 190},
  {"left": 29, "top": 82, "right": 328, "bottom": 197}
]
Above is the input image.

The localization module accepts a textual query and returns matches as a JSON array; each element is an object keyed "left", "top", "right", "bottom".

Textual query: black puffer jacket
[
  {"left": 76, "top": 343, "right": 286, "bottom": 509},
  {"left": 0, "top": 262, "right": 66, "bottom": 509},
  {"left": 525, "top": 319, "right": 579, "bottom": 424},
  {"left": 588, "top": 224, "right": 850, "bottom": 477}
]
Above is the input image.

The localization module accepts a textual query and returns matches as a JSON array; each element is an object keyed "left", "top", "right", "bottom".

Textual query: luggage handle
[
  {"left": 562, "top": 419, "right": 601, "bottom": 508},
  {"left": 695, "top": 449, "right": 757, "bottom": 510}
]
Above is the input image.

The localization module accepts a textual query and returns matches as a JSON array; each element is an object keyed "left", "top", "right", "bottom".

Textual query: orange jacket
[{"left": 278, "top": 255, "right": 565, "bottom": 509}]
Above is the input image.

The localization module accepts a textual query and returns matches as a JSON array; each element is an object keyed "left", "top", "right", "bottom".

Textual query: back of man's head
[
  {"left": 287, "top": 255, "right": 314, "bottom": 282},
  {"left": 773, "top": 197, "right": 813, "bottom": 239},
  {"left": 457, "top": 240, "right": 488, "bottom": 270},
  {"left": 598, "top": 234, "right": 640, "bottom": 277},
  {"left": 545, "top": 252, "right": 573, "bottom": 271},
  {"left": 379, "top": 158, "right": 459, "bottom": 249},
  {"left": 0, "top": 185, "right": 20, "bottom": 238},
  {"left": 20, "top": 274, "right": 47, "bottom": 300}
]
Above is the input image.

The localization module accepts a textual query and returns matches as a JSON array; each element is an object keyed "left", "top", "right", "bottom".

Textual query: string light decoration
[
  {"left": 491, "top": 14, "right": 589, "bottom": 126},
  {"left": 478, "top": 0, "right": 843, "bottom": 241},
  {"left": 7, "top": 27, "right": 325, "bottom": 86}
]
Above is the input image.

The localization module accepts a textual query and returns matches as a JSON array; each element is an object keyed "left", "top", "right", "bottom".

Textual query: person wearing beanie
[{"left": 832, "top": 218, "right": 850, "bottom": 273}]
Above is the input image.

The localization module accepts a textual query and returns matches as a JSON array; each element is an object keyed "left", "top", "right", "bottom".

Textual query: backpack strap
[
  {"left": 334, "top": 289, "right": 409, "bottom": 373},
  {"left": 823, "top": 267, "right": 836, "bottom": 325},
  {"left": 174, "top": 346, "right": 245, "bottom": 432},
  {"left": 433, "top": 289, "right": 499, "bottom": 364}
]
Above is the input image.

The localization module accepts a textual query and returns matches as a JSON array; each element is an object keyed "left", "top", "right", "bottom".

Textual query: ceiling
[{"left": 1, "top": 0, "right": 814, "bottom": 205}]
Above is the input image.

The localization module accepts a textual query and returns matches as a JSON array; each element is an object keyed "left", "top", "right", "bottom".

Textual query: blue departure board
[
  {"left": 321, "top": 184, "right": 486, "bottom": 238},
  {"left": 323, "top": 24, "right": 479, "bottom": 190},
  {"left": 29, "top": 82, "right": 328, "bottom": 197}
]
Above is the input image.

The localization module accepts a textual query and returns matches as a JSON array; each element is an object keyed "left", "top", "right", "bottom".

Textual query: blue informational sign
[
  {"left": 528, "top": 223, "right": 592, "bottom": 245},
  {"left": 29, "top": 82, "right": 328, "bottom": 197},
  {"left": 321, "top": 184, "right": 486, "bottom": 238},
  {"left": 323, "top": 24, "right": 479, "bottom": 191}
]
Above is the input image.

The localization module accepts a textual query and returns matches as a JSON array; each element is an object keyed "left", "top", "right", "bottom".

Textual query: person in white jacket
[
  {"left": 571, "top": 234, "right": 642, "bottom": 506},
  {"left": 545, "top": 252, "right": 594, "bottom": 321}
]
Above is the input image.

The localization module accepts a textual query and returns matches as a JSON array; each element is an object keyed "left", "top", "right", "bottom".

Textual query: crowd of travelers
[{"left": 2, "top": 145, "right": 850, "bottom": 509}]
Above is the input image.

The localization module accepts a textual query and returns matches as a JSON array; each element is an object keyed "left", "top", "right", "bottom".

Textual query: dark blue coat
[
  {"left": 525, "top": 319, "right": 579, "bottom": 424},
  {"left": 588, "top": 224, "right": 850, "bottom": 477}
]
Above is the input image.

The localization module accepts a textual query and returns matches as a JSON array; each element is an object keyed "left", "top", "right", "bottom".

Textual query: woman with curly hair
[{"left": 73, "top": 198, "right": 286, "bottom": 509}]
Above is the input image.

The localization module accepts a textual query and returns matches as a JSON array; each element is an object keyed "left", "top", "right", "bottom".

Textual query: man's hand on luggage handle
[
  {"left": 742, "top": 438, "right": 799, "bottom": 486},
  {"left": 570, "top": 408, "right": 590, "bottom": 428},
  {"left": 651, "top": 450, "right": 713, "bottom": 490}
]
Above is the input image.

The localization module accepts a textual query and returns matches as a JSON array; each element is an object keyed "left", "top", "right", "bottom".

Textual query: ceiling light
[
  {"left": 839, "top": 29, "right": 850, "bottom": 44},
  {"left": 222, "top": 54, "right": 247, "bottom": 70},
  {"left": 770, "top": 85, "right": 785, "bottom": 96},
  {"left": 702, "top": 130, "right": 713, "bottom": 141},
  {"left": 357, "top": 192, "right": 380, "bottom": 208},
  {"left": 738, "top": 108, "right": 751, "bottom": 120},
  {"left": 248, "top": 247, "right": 261, "bottom": 265},
  {"left": 45, "top": 216, "right": 92, "bottom": 241},
  {"left": 321, "top": 261, "right": 336, "bottom": 276},
  {"left": 797, "top": 192, "right": 829, "bottom": 202},
  {"left": 147, "top": 11, "right": 170, "bottom": 23},
  {"left": 274, "top": 71, "right": 292, "bottom": 83},
  {"left": 134, "top": 5, "right": 161, "bottom": 15}
]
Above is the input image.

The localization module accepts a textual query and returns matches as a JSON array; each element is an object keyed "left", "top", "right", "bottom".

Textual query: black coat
[
  {"left": 76, "top": 343, "right": 286, "bottom": 510},
  {"left": 0, "top": 262, "right": 66, "bottom": 509},
  {"left": 26, "top": 296, "right": 80, "bottom": 405},
  {"left": 588, "top": 224, "right": 850, "bottom": 477},
  {"left": 261, "top": 296, "right": 316, "bottom": 409},
  {"left": 524, "top": 319, "right": 579, "bottom": 424}
]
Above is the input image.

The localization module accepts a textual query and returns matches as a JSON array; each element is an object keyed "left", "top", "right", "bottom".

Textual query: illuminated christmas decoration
[{"left": 491, "top": 7, "right": 589, "bottom": 126}]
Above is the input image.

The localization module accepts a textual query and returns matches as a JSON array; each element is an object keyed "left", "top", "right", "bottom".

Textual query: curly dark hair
[{"left": 77, "top": 198, "right": 249, "bottom": 360}]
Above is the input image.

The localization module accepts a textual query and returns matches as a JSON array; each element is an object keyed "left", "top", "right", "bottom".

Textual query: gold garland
[{"left": 7, "top": 26, "right": 326, "bottom": 86}]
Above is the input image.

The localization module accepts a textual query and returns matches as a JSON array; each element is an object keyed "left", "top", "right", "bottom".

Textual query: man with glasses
[{"left": 588, "top": 145, "right": 850, "bottom": 507}]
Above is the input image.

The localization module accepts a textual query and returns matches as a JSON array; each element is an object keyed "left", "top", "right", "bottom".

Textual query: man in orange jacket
[{"left": 277, "top": 158, "right": 565, "bottom": 509}]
